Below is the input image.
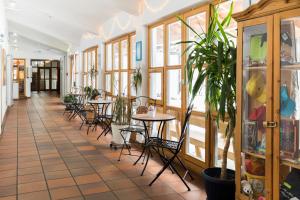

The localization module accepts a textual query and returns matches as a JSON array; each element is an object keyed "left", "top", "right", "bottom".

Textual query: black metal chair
[
  {"left": 148, "top": 104, "right": 194, "bottom": 191},
  {"left": 118, "top": 96, "right": 156, "bottom": 161}
]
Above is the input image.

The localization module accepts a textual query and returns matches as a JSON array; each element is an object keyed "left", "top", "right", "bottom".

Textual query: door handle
[{"left": 263, "top": 121, "right": 277, "bottom": 128}]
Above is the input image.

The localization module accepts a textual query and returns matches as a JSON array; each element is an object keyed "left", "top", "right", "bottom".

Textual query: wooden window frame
[
  {"left": 82, "top": 45, "right": 98, "bottom": 88},
  {"left": 104, "top": 32, "right": 136, "bottom": 98}
]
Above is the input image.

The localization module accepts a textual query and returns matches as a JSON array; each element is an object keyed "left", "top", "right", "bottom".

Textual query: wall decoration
[
  {"left": 136, "top": 41, "right": 142, "bottom": 61},
  {"left": 2, "top": 49, "right": 6, "bottom": 86}
]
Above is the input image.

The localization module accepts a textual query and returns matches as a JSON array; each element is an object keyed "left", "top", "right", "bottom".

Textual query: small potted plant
[
  {"left": 132, "top": 67, "right": 142, "bottom": 95},
  {"left": 180, "top": 3, "right": 236, "bottom": 200},
  {"left": 111, "top": 96, "right": 131, "bottom": 145}
]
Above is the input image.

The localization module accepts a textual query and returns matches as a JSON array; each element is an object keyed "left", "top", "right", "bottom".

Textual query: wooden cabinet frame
[{"left": 233, "top": 1, "right": 300, "bottom": 199}]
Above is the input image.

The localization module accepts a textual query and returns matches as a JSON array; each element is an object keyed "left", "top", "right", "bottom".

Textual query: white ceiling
[{"left": 5, "top": 0, "right": 141, "bottom": 50}]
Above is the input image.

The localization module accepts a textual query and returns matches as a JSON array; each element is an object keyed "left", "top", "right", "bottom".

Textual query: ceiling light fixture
[
  {"left": 143, "top": 0, "right": 170, "bottom": 12},
  {"left": 9, "top": 0, "right": 17, "bottom": 8}
]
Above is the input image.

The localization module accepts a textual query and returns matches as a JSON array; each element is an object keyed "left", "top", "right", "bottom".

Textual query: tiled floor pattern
[{"left": 0, "top": 92, "right": 206, "bottom": 200}]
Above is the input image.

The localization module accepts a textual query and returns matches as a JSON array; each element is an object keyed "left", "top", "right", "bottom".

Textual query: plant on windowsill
[
  {"left": 180, "top": 3, "right": 236, "bottom": 200},
  {"left": 132, "top": 67, "right": 142, "bottom": 95},
  {"left": 83, "top": 86, "right": 99, "bottom": 100}
]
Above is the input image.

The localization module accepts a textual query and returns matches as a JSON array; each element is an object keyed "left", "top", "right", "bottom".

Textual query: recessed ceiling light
[{"left": 9, "top": 0, "right": 16, "bottom": 8}]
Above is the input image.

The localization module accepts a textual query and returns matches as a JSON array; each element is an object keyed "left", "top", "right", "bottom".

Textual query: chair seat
[
  {"left": 148, "top": 137, "right": 178, "bottom": 150},
  {"left": 120, "top": 125, "right": 145, "bottom": 133}
]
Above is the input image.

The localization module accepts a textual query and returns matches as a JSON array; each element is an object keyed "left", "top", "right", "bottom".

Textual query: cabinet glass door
[
  {"left": 275, "top": 11, "right": 300, "bottom": 200},
  {"left": 240, "top": 19, "right": 272, "bottom": 200}
]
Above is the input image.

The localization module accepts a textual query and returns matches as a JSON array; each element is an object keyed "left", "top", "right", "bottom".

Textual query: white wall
[{"left": 0, "top": 0, "right": 8, "bottom": 134}]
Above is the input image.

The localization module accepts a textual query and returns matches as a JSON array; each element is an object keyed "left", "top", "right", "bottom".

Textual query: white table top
[{"left": 132, "top": 113, "right": 175, "bottom": 122}]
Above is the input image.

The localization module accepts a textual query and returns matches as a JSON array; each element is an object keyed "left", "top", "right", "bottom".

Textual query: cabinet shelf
[
  {"left": 281, "top": 160, "right": 300, "bottom": 170},
  {"left": 281, "top": 63, "right": 300, "bottom": 70},
  {"left": 243, "top": 66, "right": 267, "bottom": 70},
  {"left": 244, "top": 151, "right": 266, "bottom": 159}
]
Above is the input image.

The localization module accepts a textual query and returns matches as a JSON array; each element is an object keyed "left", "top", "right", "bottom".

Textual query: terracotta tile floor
[{"left": 0, "top": 92, "right": 206, "bottom": 200}]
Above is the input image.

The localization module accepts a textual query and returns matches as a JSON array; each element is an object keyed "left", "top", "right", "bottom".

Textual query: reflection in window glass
[
  {"left": 113, "top": 43, "right": 119, "bottom": 70},
  {"left": 150, "top": 73, "right": 162, "bottom": 100},
  {"left": 121, "top": 72, "right": 128, "bottom": 96},
  {"left": 151, "top": 25, "right": 164, "bottom": 67},
  {"left": 105, "top": 74, "right": 111, "bottom": 93},
  {"left": 113, "top": 72, "right": 119, "bottom": 96},
  {"left": 131, "top": 35, "right": 136, "bottom": 69},
  {"left": 106, "top": 44, "right": 112, "bottom": 70},
  {"left": 167, "top": 69, "right": 181, "bottom": 107},
  {"left": 168, "top": 21, "right": 181, "bottom": 66},
  {"left": 187, "top": 115, "right": 206, "bottom": 161},
  {"left": 121, "top": 40, "right": 128, "bottom": 69},
  {"left": 214, "top": 120, "right": 235, "bottom": 170}
]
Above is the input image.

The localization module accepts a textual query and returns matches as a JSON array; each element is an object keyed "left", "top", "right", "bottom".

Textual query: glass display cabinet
[{"left": 233, "top": 0, "right": 300, "bottom": 199}]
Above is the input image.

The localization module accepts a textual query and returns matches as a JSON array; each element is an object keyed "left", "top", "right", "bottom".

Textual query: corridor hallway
[{"left": 0, "top": 93, "right": 205, "bottom": 200}]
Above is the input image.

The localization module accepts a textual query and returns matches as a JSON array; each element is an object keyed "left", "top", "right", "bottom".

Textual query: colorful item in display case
[
  {"left": 245, "top": 172, "right": 265, "bottom": 197},
  {"left": 249, "top": 105, "right": 266, "bottom": 130},
  {"left": 241, "top": 180, "right": 253, "bottom": 197},
  {"left": 280, "top": 119, "right": 299, "bottom": 159},
  {"left": 246, "top": 72, "right": 267, "bottom": 104},
  {"left": 243, "top": 121, "right": 258, "bottom": 151},
  {"left": 250, "top": 33, "right": 267, "bottom": 65},
  {"left": 280, "top": 169, "right": 300, "bottom": 200},
  {"left": 281, "top": 20, "right": 296, "bottom": 65},
  {"left": 280, "top": 85, "right": 296, "bottom": 117},
  {"left": 245, "top": 157, "right": 265, "bottom": 176}
]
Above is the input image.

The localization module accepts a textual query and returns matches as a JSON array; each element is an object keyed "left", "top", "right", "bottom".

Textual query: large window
[
  {"left": 147, "top": 1, "right": 252, "bottom": 168},
  {"left": 70, "top": 54, "right": 79, "bottom": 89},
  {"left": 83, "top": 46, "right": 98, "bottom": 88},
  {"left": 105, "top": 32, "right": 136, "bottom": 97}
]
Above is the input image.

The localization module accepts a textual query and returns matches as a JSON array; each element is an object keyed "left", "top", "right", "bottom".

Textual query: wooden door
[
  {"left": 235, "top": 16, "right": 274, "bottom": 200},
  {"left": 273, "top": 8, "right": 300, "bottom": 200}
]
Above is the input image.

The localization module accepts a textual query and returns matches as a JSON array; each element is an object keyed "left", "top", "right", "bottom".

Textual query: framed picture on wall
[
  {"left": 1, "top": 49, "right": 6, "bottom": 86},
  {"left": 136, "top": 41, "right": 142, "bottom": 61}
]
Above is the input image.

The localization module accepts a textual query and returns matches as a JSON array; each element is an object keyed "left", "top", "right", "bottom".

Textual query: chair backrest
[
  {"left": 177, "top": 104, "right": 194, "bottom": 151},
  {"left": 130, "top": 96, "right": 156, "bottom": 109}
]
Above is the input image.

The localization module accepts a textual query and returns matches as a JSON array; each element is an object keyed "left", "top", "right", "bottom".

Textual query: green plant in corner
[
  {"left": 132, "top": 67, "right": 142, "bottom": 95},
  {"left": 180, "top": 3, "right": 236, "bottom": 179},
  {"left": 113, "top": 96, "right": 131, "bottom": 126}
]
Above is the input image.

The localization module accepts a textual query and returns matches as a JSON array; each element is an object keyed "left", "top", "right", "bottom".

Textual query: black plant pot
[{"left": 202, "top": 167, "right": 235, "bottom": 200}]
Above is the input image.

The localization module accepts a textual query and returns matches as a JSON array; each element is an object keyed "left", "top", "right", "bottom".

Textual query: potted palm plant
[
  {"left": 180, "top": 3, "right": 236, "bottom": 200},
  {"left": 111, "top": 96, "right": 131, "bottom": 145}
]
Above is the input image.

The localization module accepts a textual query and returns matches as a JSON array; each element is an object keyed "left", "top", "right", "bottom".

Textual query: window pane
[
  {"left": 32, "top": 61, "right": 37, "bottom": 67},
  {"left": 38, "top": 61, "right": 44, "bottom": 67},
  {"left": 130, "top": 73, "right": 136, "bottom": 96},
  {"left": 150, "top": 72, "right": 162, "bottom": 100},
  {"left": 168, "top": 21, "right": 181, "bottom": 66},
  {"left": 121, "top": 40, "right": 128, "bottom": 69},
  {"left": 121, "top": 72, "right": 128, "bottom": 96},
  {"left": 113, "top": 72, "right": 119, "bottom": 96},
  {"left": 131, "top": 35, "right": 136, "bottom": 69},
  {"left": 45, "top": 60, "right": 51, "bottom": 67},
  {"left": 105, "top": 74, "right": 111, "bottom": 93},
  {"left": 84, "top": 52, "right": 87, "bottom": 72},
  {"left": 151, "top": 25, "right": 164, "bottom": 67},
  {"left": 192, "top": 70, "right": 206, "bottom": 112},
  {"left": 167, "top": 69, "right": 181, "bottom": 107},
  {"left": 187, "top": 115, "right": 206, "bottom": 161},
  {"left": 106, "top": 44, "right": 112, "bottom": 70},
  {"left": 214, "top": 120, "right": 235, "bottom": 170},
  {"left": 52, "top": 80, "right": 57, "bottom": 90},
  {"left": 166, "top": 109, "right": 181, "bottom": 141},
  {"left": 218, "top": 0, "right": 249, "bottom": 42},
  {"left": 52, "top": 68, "right": 57, "bottom": 79},
  {"left": 187, "top": 12, "right": 206, "bottom": 40},
  {"left": 52, "top": 61, "right": 58, "bottom": 68},
  {"left": 113, "top": 42, "right": 119, "bottom": 70}
]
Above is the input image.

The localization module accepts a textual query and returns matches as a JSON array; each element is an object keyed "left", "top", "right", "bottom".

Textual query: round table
[
  {"left": 88, "top": 99, "right": 114, "bottom": 139},
  {"left": 131, "top": 113, "right": 175, "bottom": 175}
]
